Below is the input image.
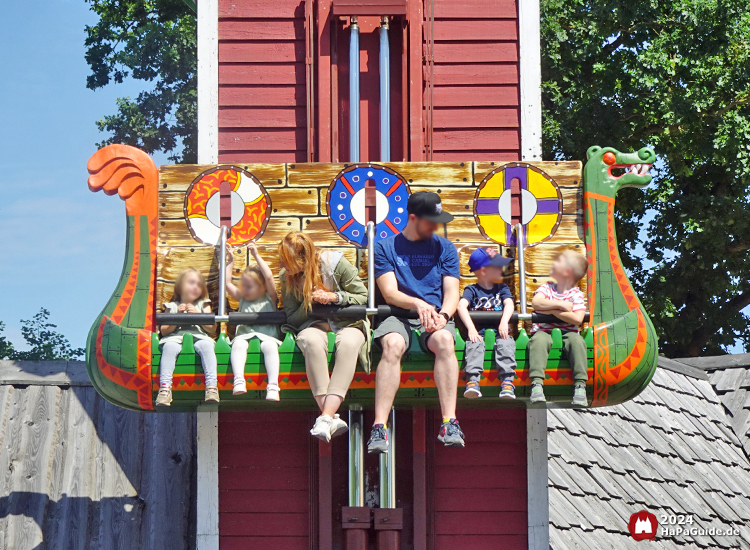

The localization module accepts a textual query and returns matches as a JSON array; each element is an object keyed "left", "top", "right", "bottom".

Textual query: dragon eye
[{"left": 603, "top": 152, "right": 616, "bottom": 165}]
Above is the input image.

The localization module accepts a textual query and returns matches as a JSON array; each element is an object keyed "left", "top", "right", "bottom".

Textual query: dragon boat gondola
[{"left": 85, "top": 143, "right": 658, "bottom": 411}]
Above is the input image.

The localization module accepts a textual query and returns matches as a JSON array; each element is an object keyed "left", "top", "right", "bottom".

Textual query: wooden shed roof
[
  {"left": 549, "top": 355, "right": 750, "bottom": 549},
  {"left": 0, "top": 361, "right": 196, "bottom": 550}
]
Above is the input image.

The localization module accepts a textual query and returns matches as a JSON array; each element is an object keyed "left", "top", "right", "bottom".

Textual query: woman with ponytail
[{"left": 278, "top": 232, "right": 370, "bottom": 441}]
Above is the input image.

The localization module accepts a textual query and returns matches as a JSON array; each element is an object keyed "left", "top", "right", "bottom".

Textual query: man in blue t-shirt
[{"left": 368, "top": 191, "right": 464, "bottom": 452}]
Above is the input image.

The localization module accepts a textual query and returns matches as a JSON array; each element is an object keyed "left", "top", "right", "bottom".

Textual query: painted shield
[
  {"left": 326, "top": 164, "right": 411, "bottom": 246},
  {"left": 474, "top": 163, "right": 562, "bottom": 246},
  {"left": 184, "top": 166, "right": 271, "bottom": 246}
]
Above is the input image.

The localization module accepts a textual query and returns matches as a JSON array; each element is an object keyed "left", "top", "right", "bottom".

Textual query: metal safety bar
[
  {"left": 217, "top": 225, "right": 229, "bottom": 318},
  {"left": 514, "top": 223, "right": 527, "bottom": 315},
  {"left": 349, "top": 17, "right": 360, "bottom": 162},
  {"left": 348, "top": 404, "right": 365, "bottom": 507},
  {"left": 379, "top": 17, "right": 390, "bottom": 162},
  {"left": 155, "top": 307, "right": 591, "bottom": 326},
  {"left": 366, "top": 222, "right": 377, "bottom": 314},
  {"left": 379, "top": 409, "right": 396, "bottom": 508}
]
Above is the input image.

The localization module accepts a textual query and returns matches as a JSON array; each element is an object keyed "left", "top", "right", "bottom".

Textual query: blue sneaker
[
  {"left": 437, "top": 419, "right": 465, "bottom": 448},
  {"left": 367, "top": 423, "right": 389, "bottom": 454},
  {"left": 464, "top": 380, "right": 482, "bottom": 398},
  {"left": 499, "top": 379, "right": 516, "bottom": 399}
]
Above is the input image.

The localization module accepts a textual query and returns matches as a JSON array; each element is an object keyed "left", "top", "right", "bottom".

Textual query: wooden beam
[
  {"left": 0, "top": 361, "right": 92, "bottom": 386},
  {"left": 408, "top": 0, "right": 424, "bottom": 160},
  {"left": 412, "top": 407, "right": 427, "bottom": 550},
  {"left": 317, "top": 0, "right": 334, "bottom": 161},
  {"left": 526, "top": 408, "right": 549, "bottom": 550},
  {"left": 518, "top": 0, "right": 542, "bottom": 160},
  {"left": 197, "top": 411, "right": 219, "bottom": 550},
  {"left": 198, "top": 0, "right": 219, "bottom": 164},
  {"left": 318, "top": 441, "right": 333, "bottom": 549}
]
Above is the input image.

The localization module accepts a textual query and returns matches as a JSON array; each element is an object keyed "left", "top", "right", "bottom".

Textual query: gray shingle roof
[{"left": 549, "top": 362, "right": 750, "bottom": 549}]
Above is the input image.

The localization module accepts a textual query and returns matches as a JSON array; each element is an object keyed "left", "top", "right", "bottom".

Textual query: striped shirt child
[{"left": 530, "top": 282, "right": 586, "bottom": 333}]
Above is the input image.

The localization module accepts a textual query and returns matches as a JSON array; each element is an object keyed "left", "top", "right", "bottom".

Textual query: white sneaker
[
  {"left": 310, "top": 415, "right": 333, "bottom": 442},
  {"left": 233, "top": 379, "right": 247, "bottom": 395},
  {"left": 330, "top": 414, "right": 348, "bottom": 438},
  {"left": 266, "top": 383, "right": 280, "bottom": 401}
]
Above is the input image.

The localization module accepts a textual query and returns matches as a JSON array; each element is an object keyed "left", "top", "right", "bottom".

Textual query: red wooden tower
[{"left": 194, "top": 1, "right": 544, "bottom": 548}]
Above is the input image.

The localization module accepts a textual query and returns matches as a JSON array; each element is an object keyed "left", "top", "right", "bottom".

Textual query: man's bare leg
[
  {"left": 374, "top": 333, "right": 407, "bottom": 425},
  {"left": 428, "top": 330, "right": 458, "bottom": 420}
]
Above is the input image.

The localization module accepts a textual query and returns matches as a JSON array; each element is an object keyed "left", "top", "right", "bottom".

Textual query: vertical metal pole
[
  {"left": 349, "top": 17, "right": 360, "bottom": 162},
  {"left": 348, "top": 405, "right": 364, "bottom": 507},
  {"left": 379, "top": 17, "right": 391, "bottom": 162},
  {"left": 515, "top": 223, "right": 527, "bottom": 314},
  {"left": 218, "top": 225, "right": 228, "bottom": 317},
  {"left": 367, "top": 221, "right": 376, "bottom": 313},
  {"left": 379, "top": 409, "right": 396, "bottom": 508}
]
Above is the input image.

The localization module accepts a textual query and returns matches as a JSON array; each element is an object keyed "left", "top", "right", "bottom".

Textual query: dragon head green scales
[{"left": 585, "top": 146, "right": 656, "bottom": 197}]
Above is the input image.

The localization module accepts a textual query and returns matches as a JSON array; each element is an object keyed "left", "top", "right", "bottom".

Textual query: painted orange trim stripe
[
  {"left": 584, "top": 191, "right": 615, "bottom": 204},
  {"left": 385, "top": 179, "right": 402, "bottom": 197},
  {"left": 340, "top": 175, "right": 355, "bottom": 195},
  {"left": 384, "top": 219, "right": 398, "bottom": 234}
]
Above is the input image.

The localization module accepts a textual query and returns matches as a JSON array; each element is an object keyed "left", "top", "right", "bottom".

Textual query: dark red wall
[{"left": 217, "top": 1, "right": 525, "bottom": 548}]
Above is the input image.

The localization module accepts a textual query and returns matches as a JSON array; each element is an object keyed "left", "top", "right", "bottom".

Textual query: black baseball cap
[{"left": 406, "top": 191, "right": 455, "bottom": 223}]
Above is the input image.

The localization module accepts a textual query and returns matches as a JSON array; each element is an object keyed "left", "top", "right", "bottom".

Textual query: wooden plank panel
[
  {"left": 159, "top": 164, "right": 286, "bottom": 192},
  {"left": 219, "top": 151, "right": 306, "bottom": 163},
  {"left": 433, "top": 0, "right": 517, "bottom": 18},
  {"left": 220, "top": 85, "right": 306, "bottom": 107},
  {"left": 301, "top": 218, "right": 357, "bottom": 247},
  {"left": 220, "top": 64, "right": 305, "bottom": 86},
  {"left": 220, "top": 20, "right": 304, "bottom": 41},
  {"left": 432, "top": 86, "right": 519, "bottom": 107},
  {"left": 219, "top": 0, "right": 306, "bottom": 19},
  {"left": 287, "top": 162, "right": 343, "bottom": 187},
  {"left": 434, "top": 512, "right": 527, "bottom": 534},
  {"left": 474, "top": 160, "right": 582, "bottom": 185},
  {"left": 433, "top": 63, "right": 518, "bottom": 86},
  {"left": 433, "top": 42, "right": 518, "bottom": 64},
  {"left": 433, "top": 129, "right": 520, "bottom": 151},
  {"left": 220, "top": 536, "right": 310, "bottom": 550},
  {"left": 268, "top": 187, "right": 320, "bottom": 215},
  {"left": 434, "top": 488, "right": 527, "bottom": 511},
  {"left": 219, "top": 129, "right": 307, "bottom": 151},
  {"left": 434, "top": 151, "right": 519, "bottom": 161},
  {"left": 436, "top": 536, "right": 527, "bottom": 550},
  {"left": 219, "top": 41, "right": 305, "bottom": 63},
  {"left": 433, "top": 107, "right": 519, "bottom": 129},
  {"left": 159, "top": 216, "right": 302, "bottom": 247},
  {"left": 433, "top": 19, "right": 518, "bottom": 41},
  {"left": 220, "top": 513, "right": 309, "bottom": 536},
  {"left": 219, "top": 107, "right": 306, "bottom": 128},
  {"left": 382, "top": 161, "right": 473, "bottom": 187}
]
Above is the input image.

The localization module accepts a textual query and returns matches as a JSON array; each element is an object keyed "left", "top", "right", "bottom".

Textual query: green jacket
[{"left": 280, "top": 251, "right": 371, "bottom": 372}]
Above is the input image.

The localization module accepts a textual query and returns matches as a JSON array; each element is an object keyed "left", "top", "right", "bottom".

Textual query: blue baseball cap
[{"left": 468, "top": 247, "right": 513, "bottom": 272}]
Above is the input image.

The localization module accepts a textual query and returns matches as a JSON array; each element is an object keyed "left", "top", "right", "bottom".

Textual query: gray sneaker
[
  {"left": 572, "top": 383, "right": 588, "bottom": 407},
  {"left": 155, "top": 387, "right": 172, "bottom": 407},
  {"left": 529, "top": 383, "right": 546, "bottom": 403}
]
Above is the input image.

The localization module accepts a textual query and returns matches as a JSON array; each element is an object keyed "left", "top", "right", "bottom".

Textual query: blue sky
[{"left": 0, "top": 0, "right": 166, "bottom": 350}]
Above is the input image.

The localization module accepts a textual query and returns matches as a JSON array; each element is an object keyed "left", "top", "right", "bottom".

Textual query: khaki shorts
[{"left": 373, "top": 316, "right": 457, "bottom": 355}]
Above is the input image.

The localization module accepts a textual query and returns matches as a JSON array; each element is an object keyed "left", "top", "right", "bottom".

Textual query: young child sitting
[
  {"left": 157, "top": 267, "right": 219, "bottom": 406},
  {"left": 528, "top": 249, "right": 589, "bottom": 406},
  {"left": 456, "top": 247, "right": 517, "bottom": 399},
  {"left": 225, "top": 241, "right": 282, "bottom": 400}
]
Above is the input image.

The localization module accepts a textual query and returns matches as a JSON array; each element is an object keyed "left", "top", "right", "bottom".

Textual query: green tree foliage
[
  {"left": 85, "top": 0, "right": 196, "bottom": 162},
  {"left": 542, "top": 0, "right": 750, "bottom": 356},
  {"left": 0, "top": 310, "right": 84, "bottom": 361}
]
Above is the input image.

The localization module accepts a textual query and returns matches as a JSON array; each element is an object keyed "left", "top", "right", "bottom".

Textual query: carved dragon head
[{"left": 585, "top": 146, "right": 656, "bottom": 197}]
